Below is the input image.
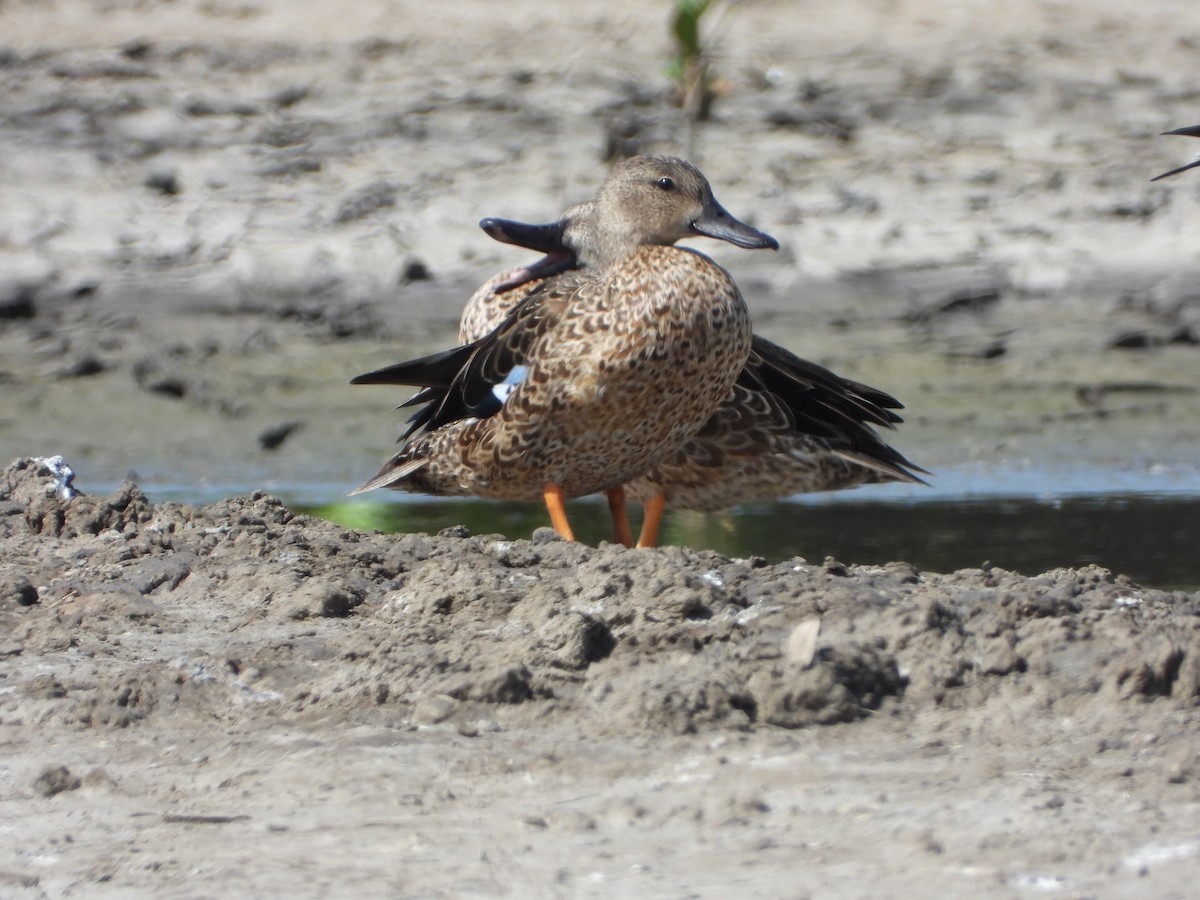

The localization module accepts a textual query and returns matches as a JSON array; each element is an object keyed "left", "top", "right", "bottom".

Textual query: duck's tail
[{"left": 349, "top": 454, "right": 429, "bottom": 496}]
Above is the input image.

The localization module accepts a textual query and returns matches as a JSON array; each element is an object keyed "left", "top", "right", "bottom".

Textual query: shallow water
[{"left": 300, "top": 492, "right": 1199, "bottom": 591}]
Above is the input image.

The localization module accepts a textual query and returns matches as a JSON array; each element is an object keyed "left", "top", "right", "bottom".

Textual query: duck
[
  {"left": 465, "top": 199, "right": 927, "bottom": 547},
  {"left": 1152, "top": 124, "right": 1200, "bottom": 181},
  {"left": 351, "top": 155, "right": 778, "bottom": 545}
]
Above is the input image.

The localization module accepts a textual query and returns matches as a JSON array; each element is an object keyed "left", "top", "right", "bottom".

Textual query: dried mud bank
[
  {"left": 5, "top": 456, "right": 1198, "bottom": 734},
  {"left": 5, "top": 456, "right": 1200, "bottom": 896}
]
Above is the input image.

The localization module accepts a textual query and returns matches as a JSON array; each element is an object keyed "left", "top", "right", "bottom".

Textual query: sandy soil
[{"left": 2, "top": 0, "right": 1200, "bottom": 896}]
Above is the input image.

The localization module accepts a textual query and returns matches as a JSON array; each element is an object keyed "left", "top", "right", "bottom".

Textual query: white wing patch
[{"left": 492, "top": 365, "right": 528, "bottom": 406}]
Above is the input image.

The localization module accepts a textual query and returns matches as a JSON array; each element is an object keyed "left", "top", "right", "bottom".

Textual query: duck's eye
[{"left": 655, "top": 177, "right": 675, "bottom": 191}]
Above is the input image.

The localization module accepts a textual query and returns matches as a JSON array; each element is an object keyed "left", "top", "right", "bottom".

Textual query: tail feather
[
  {"left": 349, "top": 455, "right": 429, "bottom": 495},
  {"left": 833, "top": 448, "right": 930, "bottom": 486},
  {"left": 750, "top": 335, "right": 904, "bottom": 433}
]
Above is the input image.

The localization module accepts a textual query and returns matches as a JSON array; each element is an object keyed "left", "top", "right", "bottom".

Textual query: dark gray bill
[
  {"left": 690, "top": 197, "right": 779, "bottom": 250},
  {"left": 479, "top": 217, "right": 567, "bottom": 254},
  {"left": 1163, "top": 124, "right": 1200, "bottom": 138}
]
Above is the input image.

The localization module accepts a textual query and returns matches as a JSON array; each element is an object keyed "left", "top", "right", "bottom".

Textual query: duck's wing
[
  {"left": 746, "top": 335, "right": 930, "bottom": 482},
  {"left": 460, "top": 270, "right": 552, "bottom": 342},
  {"left": 351, "top": 344, "right": 476, "bottom": 390},
  {"left": 748, "top": 335, "right": 902, "bottom": 431},
  {"left": 1152, "top": 157, "right": 1200, "bottom": 182},
  {"left": 351, "top": 280, "right": 574, "bottom": 440},
  {"left": 351, "top": 345, "right": 476, "bottom": 441}
]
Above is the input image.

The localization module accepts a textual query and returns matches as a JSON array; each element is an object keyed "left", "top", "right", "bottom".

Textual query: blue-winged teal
[
  {"left": 352, "top": 156, "right": 778, "bottom": 544},
  {"left": 468, "top": 199, "right": 927, "bottom": 546}
]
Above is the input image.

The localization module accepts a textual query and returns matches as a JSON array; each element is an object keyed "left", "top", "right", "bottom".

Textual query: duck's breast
[{"left": 462, "top": 245, "right": 753, "bottom": 499}]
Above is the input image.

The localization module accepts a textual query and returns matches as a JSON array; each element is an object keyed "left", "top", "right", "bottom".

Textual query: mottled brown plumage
[
  {"left": 626, "top": 336, "right": 926, "bottom": 511},
  {"left": 352, "top": 156, "right": 777, "bottom": 540},
  {"left": 357, "top": 247, "right": 752, "bottom": 500},
  {"left": 464, "top": 196, "right": 927, "bottom": 527}
]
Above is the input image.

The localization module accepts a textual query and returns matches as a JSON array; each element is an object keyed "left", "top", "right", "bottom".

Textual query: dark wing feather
[
  {"left": 351, "top": 280, "right": 573, "bottom": 440},
  {"left": 351, "top": 344, "right": 476, "bottom": 388},
  {"left": 747, "top": 335, "right": 930, "bottom": 483},
  {"left": 750, "top": 335, "right": 901, "bottom": 432},
  {"left": 449, "top": 282, "right": 569, "bottom": 417},
  {"left": 399, "top": 387, "right": 437, "bottom": 409}
]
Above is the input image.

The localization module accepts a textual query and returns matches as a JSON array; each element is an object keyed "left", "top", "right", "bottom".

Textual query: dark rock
[
  {"left": 258, "top": 421, "right": 303, "bottom": 451},
  {"left": 121, "top": 40, "right": 153, "bottom": 60},
  {"left": 145, "top": 377, "right": 188, "bottom": 398},
  {"left": 257, "top": 156, "right": 322, "bottom": 178},
  {"left": 765, "top": 106, "right": 857, "bottom": 142},
  {"left": 936, "top": 288, "right": 1002, "bottom": 314},
  {"left": 33, "top": 766, "right": 82, "bottom": 797},
  {"left": 256, "top": 119, "right": 312, "bottom": 148},
  {"left": 271, "top": 85, "right": 310, "bottom": 108},
  {"left": 0, "top": 284, "right": 37, "bottom": 319},
  {"left": 448, "top": 665, "right": 534, "bottom": 704},
  {"left": 4, "top": 575, "right": 38, "bottom": 606},
  {"left": 401, "top": 259, "right": 432, "bottom": 282},
  {"left": 325, "top": 301, "right": 382, "bottom": 338},
  {"left": 54, "top": 355, "right": 106, "bottom": 379},
  {"left": 144, "top": 170, "right": 181, "bottom": 196},
  {"left": 1109, "top": 331, "right": 1157, "bottom": 350}
]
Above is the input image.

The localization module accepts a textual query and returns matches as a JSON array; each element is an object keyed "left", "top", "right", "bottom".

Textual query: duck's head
[
  {"left": 478, "top": 156, "right": 777, "bottom": 280},
  {"left": 592, "top": 155, "right": 778, "bottom": 260}
]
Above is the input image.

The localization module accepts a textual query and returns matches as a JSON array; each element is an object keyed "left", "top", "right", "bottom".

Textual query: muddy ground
[
  {"left": 2, "top": 0, "right": 1200, "bottom": 896},
  {"left": 4, "top": 458, "right": 1200, "bottom": 897}
]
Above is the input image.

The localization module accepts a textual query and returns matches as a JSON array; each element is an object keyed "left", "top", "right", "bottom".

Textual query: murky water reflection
[{"left": 301, "top": 493, "right": 1198, "bottom": 591}]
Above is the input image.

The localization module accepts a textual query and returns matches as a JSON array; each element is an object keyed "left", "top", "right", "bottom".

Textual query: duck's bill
[
  {"left": 479, "top": 217, "right": 566, "bottom": 254},
  {"left": 691, "top": 199, "right": 779, "bottom": 250},
  {"left": 1163, "top": 124, "right": 1200, "bottom": 138}
]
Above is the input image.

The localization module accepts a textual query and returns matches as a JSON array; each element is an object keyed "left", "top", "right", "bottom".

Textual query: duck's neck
[{"left": 570, "top": 219, "right": 678, "bottom": 270}]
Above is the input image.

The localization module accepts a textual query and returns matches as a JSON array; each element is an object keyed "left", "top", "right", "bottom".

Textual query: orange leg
[
  {"left": 543, "top": 481, "right": 575, "bottom": 541},
  {"left": 636, "top": 491, "right": 666, "bottom": 549},
  {"left": 607, "top": 486, "right": 634, "bottom": 548}
]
